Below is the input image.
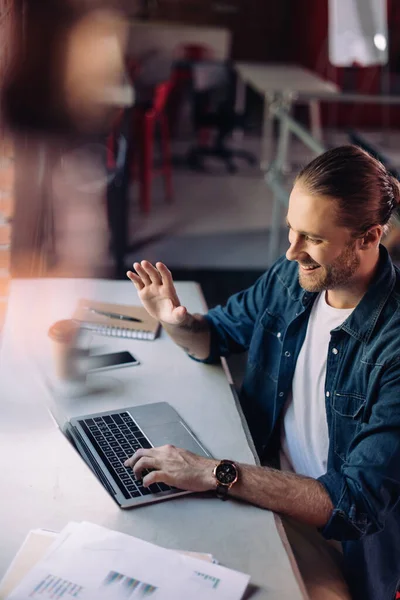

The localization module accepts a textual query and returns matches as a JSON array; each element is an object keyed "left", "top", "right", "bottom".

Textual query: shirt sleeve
[
  {"left": 194, "top": 270, "right": 271, "bottom": 364},
  {"left": 317, "top": 360, "right": 400, "bottom": 541}
]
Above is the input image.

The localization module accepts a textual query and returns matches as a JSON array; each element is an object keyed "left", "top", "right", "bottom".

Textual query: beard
[{"left": 298, "top": 241, "right": 360, "bottom": 293}]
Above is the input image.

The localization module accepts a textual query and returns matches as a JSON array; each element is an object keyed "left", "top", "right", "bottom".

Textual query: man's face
[{"left": 285, "top": 183, "right": 360, "bottom": 293}]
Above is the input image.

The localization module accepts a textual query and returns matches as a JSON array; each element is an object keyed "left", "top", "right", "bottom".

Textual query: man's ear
[{"left": 359, "top": 226, "right": 383, "bottom": 249}]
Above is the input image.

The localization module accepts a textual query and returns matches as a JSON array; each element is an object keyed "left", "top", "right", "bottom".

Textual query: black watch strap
[{"left": 216, "top": 483, "right": 229, "bottom": 500}]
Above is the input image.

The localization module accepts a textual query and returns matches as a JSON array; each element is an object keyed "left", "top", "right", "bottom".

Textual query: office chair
[{"left": 187, "top": 66, "right": 256, "bottom": 174}]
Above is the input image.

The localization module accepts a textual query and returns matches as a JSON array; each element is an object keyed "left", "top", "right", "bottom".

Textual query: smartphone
[{"left": 87, "top": 351, "right": 140, "bottom": 372}]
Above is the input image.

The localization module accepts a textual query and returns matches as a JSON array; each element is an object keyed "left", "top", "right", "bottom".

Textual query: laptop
[{"left": 56, "top": 402, "right": 212, "bottom": 509}]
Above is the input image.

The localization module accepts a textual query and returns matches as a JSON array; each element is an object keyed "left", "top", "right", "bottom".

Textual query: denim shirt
[{"left": 202, "top": 246, "right": 400, "bottom": 599}]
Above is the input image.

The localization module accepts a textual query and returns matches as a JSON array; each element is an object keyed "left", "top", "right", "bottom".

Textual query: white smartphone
[{"left": 87, "top": 351, "right": 140, "bottom": 372}]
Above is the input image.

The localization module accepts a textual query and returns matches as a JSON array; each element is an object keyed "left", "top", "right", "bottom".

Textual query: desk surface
[
  {"left": 235, "top": 62, "right": 339, "bottom": 95},
  {"left": 0, "top": 278, "right": 306, "bottom": 600}
]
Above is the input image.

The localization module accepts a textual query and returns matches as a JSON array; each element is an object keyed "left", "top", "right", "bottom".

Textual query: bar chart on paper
[
  {"left": 29, "top": 574, "right": 83, "bottom": 598},
  {"left": 25, "top": 570, "right": 157, "bottom": 600},
  {"left": 101, "top": 571, "right": 157, "bottom": 598}
]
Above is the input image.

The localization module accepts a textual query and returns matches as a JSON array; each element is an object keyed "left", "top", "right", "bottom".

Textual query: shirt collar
[{"left": 332, "top": 245, "right": 396, "bottom": 343}]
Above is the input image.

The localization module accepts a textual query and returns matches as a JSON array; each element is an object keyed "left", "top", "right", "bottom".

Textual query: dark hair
[{"left": 296, "top": 145, "right": 400, "bottom": 236}]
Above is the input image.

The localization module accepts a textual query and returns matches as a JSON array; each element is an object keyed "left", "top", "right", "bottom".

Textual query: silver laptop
[{"left": 59, "top": 402, "right": 211, "bottom": 509}]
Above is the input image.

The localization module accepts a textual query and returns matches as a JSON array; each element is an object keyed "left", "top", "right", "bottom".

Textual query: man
[{"left": 125, "top": 146, "right": 400, "bottom": 600}]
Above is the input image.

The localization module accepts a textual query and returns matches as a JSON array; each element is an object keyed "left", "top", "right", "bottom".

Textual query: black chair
[{"left": 187, "top": 66, "right": 256, "bottom": 174}]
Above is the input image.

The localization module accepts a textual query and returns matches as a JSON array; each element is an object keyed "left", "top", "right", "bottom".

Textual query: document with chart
[{"left": 4, "top": 522, "right": 250, "bottom": 600}]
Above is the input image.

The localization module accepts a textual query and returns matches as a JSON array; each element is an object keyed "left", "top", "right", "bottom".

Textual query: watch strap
[{"left": 216, "top": 483, "right": 230, "bottom": 500}]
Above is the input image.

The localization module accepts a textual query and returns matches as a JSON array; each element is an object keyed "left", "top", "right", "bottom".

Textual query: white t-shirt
[{"left": 280, "top": 292, "right": 354, "bottom": 479}]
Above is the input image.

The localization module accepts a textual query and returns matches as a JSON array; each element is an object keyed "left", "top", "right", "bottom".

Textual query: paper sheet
[
  {"left": 0, "top": 530, "right": 57, "bottom": 600},
  {"left": 5, "top": 522, "right": 249, "bottom": 600}
]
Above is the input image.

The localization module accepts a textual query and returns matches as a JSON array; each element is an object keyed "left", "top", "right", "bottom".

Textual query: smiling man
[
  {"left": 126, "top": 146, "right": 400, "bottom": 600},
  {"left": 286, "top": 213, "right": 361, "bottom": 297}
]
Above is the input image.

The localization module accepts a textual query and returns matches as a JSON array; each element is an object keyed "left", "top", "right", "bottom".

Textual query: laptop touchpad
[{"left": 144, "top": 422, "right": 209, "bottom": 457}]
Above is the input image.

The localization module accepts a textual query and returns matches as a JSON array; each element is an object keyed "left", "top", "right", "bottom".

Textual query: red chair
[
  {"left": 106, "top": 56, "right": 174, "bottom": 214},
  {"left": 133, "top": 78, "right": 174, "bottom": 214}
]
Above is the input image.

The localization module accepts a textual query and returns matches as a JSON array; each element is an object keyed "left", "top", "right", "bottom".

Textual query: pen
[{"left": 84, "top": 307, "right": 142, "bottom": 323}]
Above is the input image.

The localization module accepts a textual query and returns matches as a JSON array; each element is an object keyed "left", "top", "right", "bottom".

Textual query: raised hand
[{"left": 126, "top": 261, "right": 188, "bottom": 325}]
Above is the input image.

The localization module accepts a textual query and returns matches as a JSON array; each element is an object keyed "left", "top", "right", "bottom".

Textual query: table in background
[
  {"left": 234, "top": 62, "right": 339, "bottom": 170},
  {"left": 0, "top": 278, "right": 307, "bottom": 600}
]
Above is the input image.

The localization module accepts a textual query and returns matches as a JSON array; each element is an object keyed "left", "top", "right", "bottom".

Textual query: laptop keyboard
[{"left": 78, "top": 412, "right": 174, "bottom": 500}]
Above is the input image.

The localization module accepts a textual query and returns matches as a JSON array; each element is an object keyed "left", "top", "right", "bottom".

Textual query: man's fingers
[
  {"left": 133, "top": 262, "right": 151, "bottom": 286},
  {"left": 156, "top": 262, "right": 181, "bottom": 304},
  {"left": 157, "top": 262, "right": 176, "bottom": 292},
  {"left": 142, "top": 469, "right": 166, "bottom": 487},
  {"left": 156, "top": 262, "right": 172, "bottom": 283},
  {"left": 132, "top": 456, "right": 159, "bottom": 479},
  {"left": 141, "top": 261, "right": 162, "bottom": 285},
  {"left": 172, "top": 305, "right": 187, "bottom": 324},
  {"left": 126, "top": 271, "right": 144, "bottom": 290},
  {"left": 124, "top": 448, "right": 148, "bottom": 468}
]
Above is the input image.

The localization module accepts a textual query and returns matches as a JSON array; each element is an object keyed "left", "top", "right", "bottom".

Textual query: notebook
[{"left": 73, "top": 299, "right": 160, "bottom": 340}]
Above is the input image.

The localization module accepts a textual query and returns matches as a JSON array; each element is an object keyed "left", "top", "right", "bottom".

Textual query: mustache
[{"left": 298, "top": 261, "right": 320, "bottom": 267}]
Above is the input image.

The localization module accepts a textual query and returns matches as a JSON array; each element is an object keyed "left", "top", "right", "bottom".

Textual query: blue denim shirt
[{"left": 202, "top": 246, "right": 400, "bottom": 599}]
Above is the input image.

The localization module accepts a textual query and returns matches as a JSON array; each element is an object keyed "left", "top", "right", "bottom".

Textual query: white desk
[
  {"left": 0, "top": 278, "right": 306, "bottom": 600},
  {"left": 234, "top": 62, "right": 339, "bottom": 169}
]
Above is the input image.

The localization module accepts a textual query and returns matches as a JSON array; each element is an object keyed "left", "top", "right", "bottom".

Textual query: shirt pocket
[
  {"left": 248, "top": 309, "right": 286, "bottom": 382},
  {"left": 331, "top": 391, "right": 366, "bottom": 461}
]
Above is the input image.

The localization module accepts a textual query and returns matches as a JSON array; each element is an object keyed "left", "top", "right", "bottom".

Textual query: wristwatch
[{"left": 213, "top": 459, "right": 239, "bottom": 500}]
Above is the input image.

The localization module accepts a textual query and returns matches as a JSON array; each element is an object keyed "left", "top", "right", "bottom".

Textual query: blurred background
[{"left": 1, "top": 0, "right": 400, "bottom": 329}]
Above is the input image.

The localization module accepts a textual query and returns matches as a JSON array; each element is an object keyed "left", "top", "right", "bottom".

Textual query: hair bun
[
  {"left": 295, "top": 145, "right": 399, "bottom": 234},
  {"left": 390, "top": 175, "right": 400, "bottom": 207}
]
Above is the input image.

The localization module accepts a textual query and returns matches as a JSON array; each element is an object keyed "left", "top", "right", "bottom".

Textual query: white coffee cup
[{"left": 48, "top": 319, "right": 86, "bottom": 383}]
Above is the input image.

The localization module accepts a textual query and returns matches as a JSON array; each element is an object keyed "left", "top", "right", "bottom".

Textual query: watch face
[{"left": 215, "top": 462, "right": 237, "bottom": 485}]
